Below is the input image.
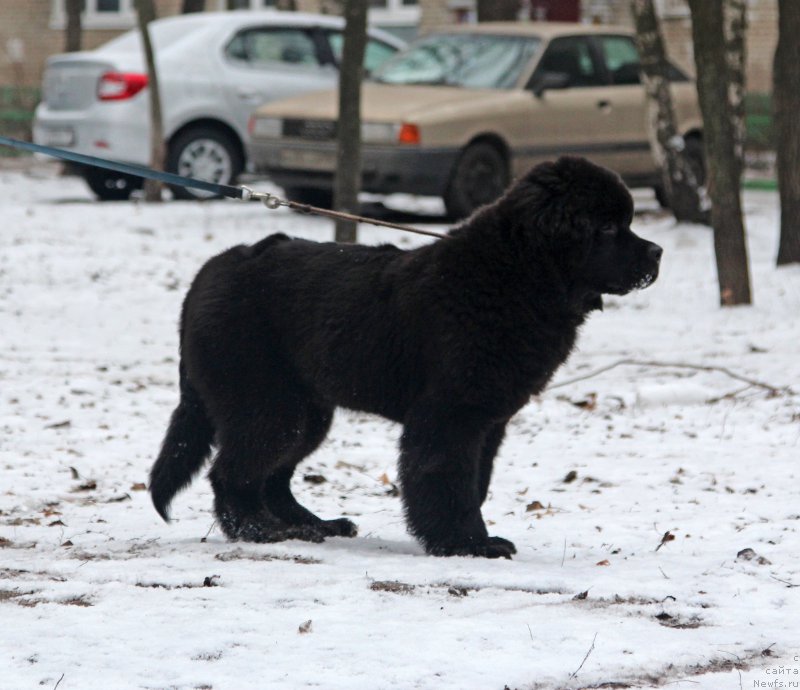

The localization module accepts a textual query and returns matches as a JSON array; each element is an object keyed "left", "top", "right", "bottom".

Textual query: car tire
[
  {"left": 83, "top": 167, "right": 143, "bottom": 201},
  {"left": 166, "top": 126, "right": 243, "bottom": 200},
  {"left": 443, "top": 142, "right": 509, "bottom": 220},
  {"left": 284, "top": 187, "right": 334, "bottom": 209},
  {"left": 654, "top": 135, "right": 706, "bottom": 208}
]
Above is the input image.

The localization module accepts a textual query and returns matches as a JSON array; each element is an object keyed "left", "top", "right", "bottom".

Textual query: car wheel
[
  {"left": 443, "top": 142, "right": 509, "bottom": 220},
  {"left": 284, "top": 187, "right": 334, "bottom": 209},
  {"left": 654, "top": 135, "right": 706, "bottom": 208},
  {"left": 166, "top": 126, "right": 243, "bottom": 200},
  {"left": 83, "top": 167, "right": 143, "bottom": 201}
]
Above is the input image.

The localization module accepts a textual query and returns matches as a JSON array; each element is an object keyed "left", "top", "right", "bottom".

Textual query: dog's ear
[
  {"left": 499, "top": 157, "right": 633, "bottom": 274},
  {"left": 501, "top": 158, "right": 595, "bottom": 267}
]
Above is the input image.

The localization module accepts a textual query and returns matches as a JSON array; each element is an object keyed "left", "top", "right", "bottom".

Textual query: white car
[{"left": 33, "top": 10, "right": 403, "bottom": 200}]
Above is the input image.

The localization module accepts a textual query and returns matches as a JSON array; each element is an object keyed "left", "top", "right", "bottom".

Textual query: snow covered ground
[{"left": 1, "top": 162, "right": 798, "bottom": 690}]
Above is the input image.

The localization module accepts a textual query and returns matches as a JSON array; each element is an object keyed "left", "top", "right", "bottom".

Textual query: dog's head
[{"left": 499, "top": 156, "right": 662, "bottom": 310}]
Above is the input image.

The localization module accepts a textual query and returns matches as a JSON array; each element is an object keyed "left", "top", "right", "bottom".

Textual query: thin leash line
[
  {"left": 240, "top": 186, "right": 448, "bottom": 240},
  {"left": 0, "top": 134, "right": 448, "bottom": 241}
]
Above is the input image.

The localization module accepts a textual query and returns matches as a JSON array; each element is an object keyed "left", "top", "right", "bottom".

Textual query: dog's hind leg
[
  {"left": 262, "top": 405, "right": 357, "bottom": 538},
  {"left": 478, "top": 422, "right": 508, "bottom": 506},
  {"left": 399, "top": 401, "right": 516, "bottom": 559},
  {"left": 209, "top": 439, "right": 326, "bottom": 544},
  {"left": 208, "top": 397, "right": 329, "bottom": 544},
  {"left": 210, "top": 396, "right": 355, "bottom": 543}
]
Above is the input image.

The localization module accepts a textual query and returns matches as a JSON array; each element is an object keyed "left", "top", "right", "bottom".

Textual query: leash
[{"left": 0, "top": 135, "right": 448, "bottom": 241}]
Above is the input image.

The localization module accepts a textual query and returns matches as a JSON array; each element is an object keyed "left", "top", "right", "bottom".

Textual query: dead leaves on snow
[{"left": 0, "top": 589, "right": 93, "bottom": 608}]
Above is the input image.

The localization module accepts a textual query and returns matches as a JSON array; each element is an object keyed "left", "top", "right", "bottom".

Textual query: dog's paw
[
  {"left": 236, "top": 522, "right": 327, "bottom": 544},
  {"left": 486, "top": 536, "right": 517, "bottom": 557},
  {"left": 427, "top": 536, "right": 517, "bottom": 559},
  {"left": 319, "top": 518, "right": 358, "bottom": 538},
  {"left": 219, "top": 510, "right": 327, "bottom": 544}
]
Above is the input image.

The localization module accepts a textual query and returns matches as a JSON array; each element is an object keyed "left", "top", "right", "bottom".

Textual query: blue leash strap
[
  {"left": 0, "top": 134, "right": 450, "bottom": 239},
  {"left": 0, "top": 134, "right": 245, "bottom": 200}
]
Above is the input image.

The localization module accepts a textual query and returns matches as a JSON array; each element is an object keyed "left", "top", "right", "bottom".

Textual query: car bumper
[
  {"left": 33, "top": 103, "right": 150, "bottom": 167},
  {"left": 248, "top": 140, "right": 459, "bottom": 197}
]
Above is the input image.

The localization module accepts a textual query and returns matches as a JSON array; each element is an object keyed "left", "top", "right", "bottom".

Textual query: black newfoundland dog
[{"left": 150, "top": 156, "right": 662, "bottom": 559}]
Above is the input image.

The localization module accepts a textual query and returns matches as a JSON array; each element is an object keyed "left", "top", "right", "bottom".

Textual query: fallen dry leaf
[{"left": 655, "top": 531, "right": 676, "bottom": 551}]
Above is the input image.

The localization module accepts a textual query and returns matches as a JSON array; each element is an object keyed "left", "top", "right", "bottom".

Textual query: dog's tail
[{"left": 149, "top": 362, "right": 214, "bottom": 522}]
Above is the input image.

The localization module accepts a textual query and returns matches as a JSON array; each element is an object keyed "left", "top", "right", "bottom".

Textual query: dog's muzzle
[{"left": 637, "top": 242, "right": 663, "bottom": 289}]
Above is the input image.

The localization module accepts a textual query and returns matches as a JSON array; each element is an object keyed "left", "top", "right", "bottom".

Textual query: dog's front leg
[{"left": 398, "top": 402, "right": 516, "bottom": 559}]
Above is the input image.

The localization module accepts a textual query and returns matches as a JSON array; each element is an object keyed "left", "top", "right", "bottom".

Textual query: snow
[{"left": 1, "top": 162, "right": 799, "bottom": 690}]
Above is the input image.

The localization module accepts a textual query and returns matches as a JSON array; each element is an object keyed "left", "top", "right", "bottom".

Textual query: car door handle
[
  {"left": 596, "top": 99, "right": 612, "bottom": 111},
  {"left": 237, "top": 89, "right": 260, "bottom": 101}
]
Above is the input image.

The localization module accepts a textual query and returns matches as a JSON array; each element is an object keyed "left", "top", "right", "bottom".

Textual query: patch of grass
[
  {"left": 745, "top": 92, "right": 774, "bottom": 151},
  {"left": 0, "top": 85, "right": 40, "bottom": 151}
]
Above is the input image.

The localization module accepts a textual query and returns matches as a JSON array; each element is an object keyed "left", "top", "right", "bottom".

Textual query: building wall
[{"left": 1, "top": 0, "right": 183, "bottom": 89}]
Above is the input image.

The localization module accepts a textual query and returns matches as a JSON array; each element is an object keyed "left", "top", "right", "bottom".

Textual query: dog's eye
[{"left": 599, "top": 224, "right": 617, "bottom": 237}]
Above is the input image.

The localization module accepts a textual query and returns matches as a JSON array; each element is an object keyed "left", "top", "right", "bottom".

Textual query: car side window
[
  {"left": 534, "top": 36, "right": 604, "bottom": 88},
  {"left": 225, "top": 28, "right": 320, "bottom": 68},
  {"left": 326, "top": 33, "right": 398, "bottom": 73},
  {"left": 599, "top": 35, "right": 641, "bottom": 85}
]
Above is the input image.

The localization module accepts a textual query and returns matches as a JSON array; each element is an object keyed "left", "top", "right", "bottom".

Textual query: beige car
[{"left": 248, "top": 22, "right": 703, "bottom": 218}]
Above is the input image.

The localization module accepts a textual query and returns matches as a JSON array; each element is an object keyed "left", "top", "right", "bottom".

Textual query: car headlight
[
  {"left": 250, "top": 117, "right": 282, "bottom": 139},
  {"left": 361, "top": 122, "right": 400, "bottom": 144}
]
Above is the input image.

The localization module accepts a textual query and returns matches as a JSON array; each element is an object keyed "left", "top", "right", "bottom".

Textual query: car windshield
[{"left": 373, "top": 33, "right": 542, "bottom": 89}]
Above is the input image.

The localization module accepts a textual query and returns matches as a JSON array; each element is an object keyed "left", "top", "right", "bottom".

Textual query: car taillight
[
  {"left": 397, "top": 123, "right": 420, "bottom": 145},
  {"left": 97, "top": 72, "right": 148, "bottom": 101}
]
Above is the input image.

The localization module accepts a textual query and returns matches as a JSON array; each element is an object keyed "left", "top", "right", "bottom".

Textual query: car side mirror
[{"left": 531, "top": 71, "right": 571, "bottom": 97}]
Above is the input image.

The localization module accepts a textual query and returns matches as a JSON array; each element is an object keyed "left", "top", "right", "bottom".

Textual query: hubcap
[{"left": 177, "top": 138, "right": 232, "bottom": 198}]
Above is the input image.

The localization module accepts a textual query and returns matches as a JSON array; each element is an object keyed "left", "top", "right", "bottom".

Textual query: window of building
[{"left": 50, "top": 0, "right": 136, "bottom": 30}]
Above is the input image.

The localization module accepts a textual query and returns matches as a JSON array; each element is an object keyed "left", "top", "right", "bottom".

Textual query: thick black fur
[{"left": 150, "top": 156, "right": 662, "bottom": 558}]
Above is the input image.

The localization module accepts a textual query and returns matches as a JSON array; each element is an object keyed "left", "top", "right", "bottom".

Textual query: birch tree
[
  {"left": 630, "top": 0, "right": 707, "bottom": 224},
  {"left": 773, "top": 0, "right": 800, "bottom": 265},
  {"left": 687, "top": 0, "right": 751, "bottom": 305}
]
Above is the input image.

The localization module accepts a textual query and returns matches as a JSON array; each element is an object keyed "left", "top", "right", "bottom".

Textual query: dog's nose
[{"left": 647, "top": 243, "right": 663, "bottom": 263}]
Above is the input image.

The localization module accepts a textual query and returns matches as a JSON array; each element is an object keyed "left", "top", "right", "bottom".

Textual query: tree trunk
[
  {"left": 135, "top": 0, "right": 165, "bottom": 202},
  {"left": 630, "top": 0, "right": 708, "bottom": 224},
  {"left": 477, "top": 0, "right": 520, "bottom": 21},
  {"left": 333, "top": 0, "right": 368, "bottom": 243},
  {"left": 773, "top": 0, "right": 800, "bottom": 265},
  {"left": 724, "top": 0, "right": 747, "bottom": 168},
  {"left": 65, "top": 0, "right": 84, "bottom": 52},
  {"left": 181, "top": 0, "right": 205, "bottom": 12},
  {"left": 687, "top": 0, "right": 751, "bottom": 306}
]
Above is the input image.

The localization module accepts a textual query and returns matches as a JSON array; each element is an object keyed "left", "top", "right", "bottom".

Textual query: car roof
[
  {"left": 151, "top": 10, "right": 347, "bottom": 30},
  {"left": 425, "top": 21, "right": 632, "bottom": 39},
  {"left": 146, "top": 10, "right": 405, "bottom": 46}
]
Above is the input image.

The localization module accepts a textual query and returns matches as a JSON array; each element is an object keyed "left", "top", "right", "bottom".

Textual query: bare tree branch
[{"left": 549, "top": 359, "right": 795, "bottom": 397}]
